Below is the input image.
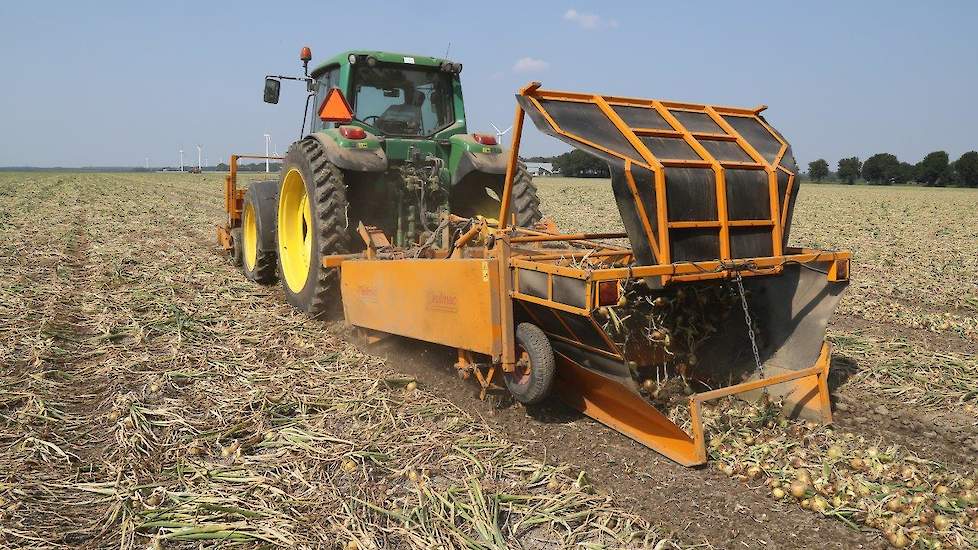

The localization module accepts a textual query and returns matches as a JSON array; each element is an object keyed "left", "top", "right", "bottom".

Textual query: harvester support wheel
[
  {"left": 242, "top": 181, "right": 279, "bottom": 284},
  {"left": 277, "top": 138, "right": 350, "bottom": 316},
  {"left": 230, "top": 228, "right": 243, "bottom": 267},
  {"left": 504, "top": 323, "right": 555, "bottom": 405},
  {"left": 510, "top": 165, "right": 543, "bottom": 227}
]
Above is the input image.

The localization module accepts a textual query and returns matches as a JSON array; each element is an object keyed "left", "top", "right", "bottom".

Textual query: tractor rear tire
[
  {"left": 510, "top": 166, "right": 543, "bottom": 227},
  {"left": 276, "top": 138, "right": 350, "bottom": 316},
  {"left": 230, "top": 228, "right": 243, "bottom": 267},
  {"left": 242, "top": 181, "right": 279, "bottom": 285},
  {"left": 504, "top": 323, "right": 556, "bottom": 405}
]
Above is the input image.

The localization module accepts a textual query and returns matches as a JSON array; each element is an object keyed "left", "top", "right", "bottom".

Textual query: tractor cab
[
  {"left": 251, "top": 47, "right": 540, "bottom": 258},
  {"left": 308, "top": 51, "right": 468, "bottom": 159}
]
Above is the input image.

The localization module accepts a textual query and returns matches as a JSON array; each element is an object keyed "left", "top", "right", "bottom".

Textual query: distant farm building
[{"left": 525, "top": 162, "right": 556, "bottom": 176}]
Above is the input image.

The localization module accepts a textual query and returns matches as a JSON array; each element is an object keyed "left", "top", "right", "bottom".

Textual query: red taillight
[
  {"left": 472, "top": 133, "right": 497, "bottom": 146},
  {"left": 339, "top": 125, "right": 366, "bottom": 140},
  {"left": 597, "top": 281, "right": 620, "bottom": 306}
]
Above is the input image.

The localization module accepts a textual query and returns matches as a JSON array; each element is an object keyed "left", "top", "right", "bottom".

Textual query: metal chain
[{"left": 733, "top": 271, "right": 765, "bottom": 387}]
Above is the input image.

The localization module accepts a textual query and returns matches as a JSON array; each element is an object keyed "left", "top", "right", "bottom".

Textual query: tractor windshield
[{"left": 351, "top": 64, "right": 456, "bottom": 137}]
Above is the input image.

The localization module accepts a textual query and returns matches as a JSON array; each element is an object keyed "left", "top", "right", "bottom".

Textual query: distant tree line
[
  {"left": 806, "top": 151, "right": 978, "bottom": 187},
  {"left": 524, "top": 147, "right": 978, "bottom": 187}
]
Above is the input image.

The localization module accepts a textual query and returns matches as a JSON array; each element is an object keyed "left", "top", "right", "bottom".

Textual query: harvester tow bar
[{"left": 731, "top": 270, "right": 767, "bottom": 392}]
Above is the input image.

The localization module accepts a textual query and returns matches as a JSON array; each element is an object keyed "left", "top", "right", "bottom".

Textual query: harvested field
[
  {"left": 535, "top": 177, "right": 978, "bottom": 547},
  {"left": 0, "top": 173, "right": 671, "bottom": 549},
  {"left": 1, "top": 172, "right": 976, "bottom": 549}
]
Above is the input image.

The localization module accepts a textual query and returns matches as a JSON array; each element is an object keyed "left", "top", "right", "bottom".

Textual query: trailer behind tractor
[{"left": 217, "top": 48, "right": 850, "bottom": 466}]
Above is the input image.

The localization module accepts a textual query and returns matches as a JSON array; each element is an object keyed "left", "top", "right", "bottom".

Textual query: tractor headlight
[
  {"left": 366, "top": 56, "right": 377, "bottom": 67},
  {"left": 348, "top": 54, "right": 357, "bottom": 64}
]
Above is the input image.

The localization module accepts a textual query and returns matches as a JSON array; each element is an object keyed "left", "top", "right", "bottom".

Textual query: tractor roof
[{"left": 312, "top": 50, "right": 450, "bottom": 75}]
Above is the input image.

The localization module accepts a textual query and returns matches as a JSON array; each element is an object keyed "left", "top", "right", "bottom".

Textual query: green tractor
[{"left": 236, "top": 47, "right": 542, "bottom": 314}]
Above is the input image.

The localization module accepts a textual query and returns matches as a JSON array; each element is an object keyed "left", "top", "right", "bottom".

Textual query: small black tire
[
  {"left": 242, "top": 180, "right": 279, "bottom": 285},
  {"left": 504, "top": 323, "right": 556, "bottom": 405},
  {"left": 230, "top": 228, "right": 243, "bottom": 267}
]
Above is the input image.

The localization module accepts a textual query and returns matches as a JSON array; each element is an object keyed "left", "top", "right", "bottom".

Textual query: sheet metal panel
[{"left": 341, "top": 259, "right": 500, "bottom": 356}]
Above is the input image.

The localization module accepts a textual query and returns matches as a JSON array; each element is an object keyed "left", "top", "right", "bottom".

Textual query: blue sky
[{"left": 1, "top": 1, "right": 976, "bottom": 168}]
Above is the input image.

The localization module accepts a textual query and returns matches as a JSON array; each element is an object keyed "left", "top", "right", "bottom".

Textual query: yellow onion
[
  {"left": 933, "top": 514, "right": 950, "bottom": 530},
  {"left": 887, "top": 531, "right": 909, "bottom": 549},
  {"left": 826, "top": 445, "right": 844, "bottom": 460},
  {"left": 849, "top": 457, "right": 865, "bottom": 470},
  {"left": 771, "top": 487, "right": 785, "bottom": 499},
  {"left": 795, "top": 469, "right": 812, "bottom": 484},
  {"left": 886, "top": 497, "right": 905, "bottom": 513},
  {"left": 406, "top": 381, "right": 417, "bottom": 392},
  {"left": 789, "top": 481, "right": 808, "bottom": 499},
  {"left": 341, "top": 459, "right": 357, "bottom": 473},
  {"left": 811, "top": 496, "right": 828, "bottom": 513}
]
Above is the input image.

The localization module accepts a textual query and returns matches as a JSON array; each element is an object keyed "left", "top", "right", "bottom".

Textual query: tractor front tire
[
  {"left": 504, "top": 323, "right": 556, "bottom": 405},
  {"left": 276, "top": 138, "right": 350, "bottom": 316},
  {"left": 242, "top": 180, "right": 279, "bottom": 285}
]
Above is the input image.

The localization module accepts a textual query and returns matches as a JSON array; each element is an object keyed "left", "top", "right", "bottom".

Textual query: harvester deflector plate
[{"left": 516, "top": 88, "right": 801, "bottom": 284}]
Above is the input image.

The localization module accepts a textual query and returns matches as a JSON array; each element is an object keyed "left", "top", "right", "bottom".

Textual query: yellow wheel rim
[
  {"left": 242, "top": 200, "right": 258, "bottom": 271},
  {"left": 278, "top": 168, "right": 314, "bottom": 292}
]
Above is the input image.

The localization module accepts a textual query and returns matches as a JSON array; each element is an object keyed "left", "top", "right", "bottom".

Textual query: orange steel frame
[
  {"left": 318, "top": 82, "right": 848, "bottom": 466},
  {"left": 216, "top": 154, "right": 284, "bottom": 251},
  {"left": 499, "top": 82, "right": 797, "bottom": 285}
]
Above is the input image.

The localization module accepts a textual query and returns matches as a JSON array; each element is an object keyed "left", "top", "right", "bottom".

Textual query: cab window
[{"left": 350, "top": 64, "right": 454, "bottom": 136}]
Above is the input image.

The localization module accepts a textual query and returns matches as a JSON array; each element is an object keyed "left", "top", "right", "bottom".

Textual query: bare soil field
[
  {"left": 1, "top": 173, "right": 976, "bottom": 549},
  {"left": 0, "top": 173, "right": 670, "bottom": 549}
]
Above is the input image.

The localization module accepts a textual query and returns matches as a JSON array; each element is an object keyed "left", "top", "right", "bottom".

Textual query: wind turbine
[
  {"left": 179, "top": 149, "right": 184, "bottom": 172},
  {"left": 490, "top": 122, "right": 512, "bottom": 146},
  {"left": 196, "top": 145, "right": 202, "bottom": 172},
  {"left": 263, "top": 133, "right": 271, "bottom": 172}
]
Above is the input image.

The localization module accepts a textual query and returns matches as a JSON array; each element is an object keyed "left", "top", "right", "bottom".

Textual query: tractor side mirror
[{"left": 263, "top": 78, "right": 281, "bottom": 104}]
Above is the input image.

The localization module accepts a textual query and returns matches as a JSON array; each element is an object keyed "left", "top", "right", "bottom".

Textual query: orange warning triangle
[{"left": 318, "top": 88, "right": 354, "bottom": 123}]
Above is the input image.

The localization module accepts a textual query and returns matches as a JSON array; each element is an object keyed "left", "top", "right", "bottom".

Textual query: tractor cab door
[{"left": 310, "top": 67, "right": 341, "bottom": 132}]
